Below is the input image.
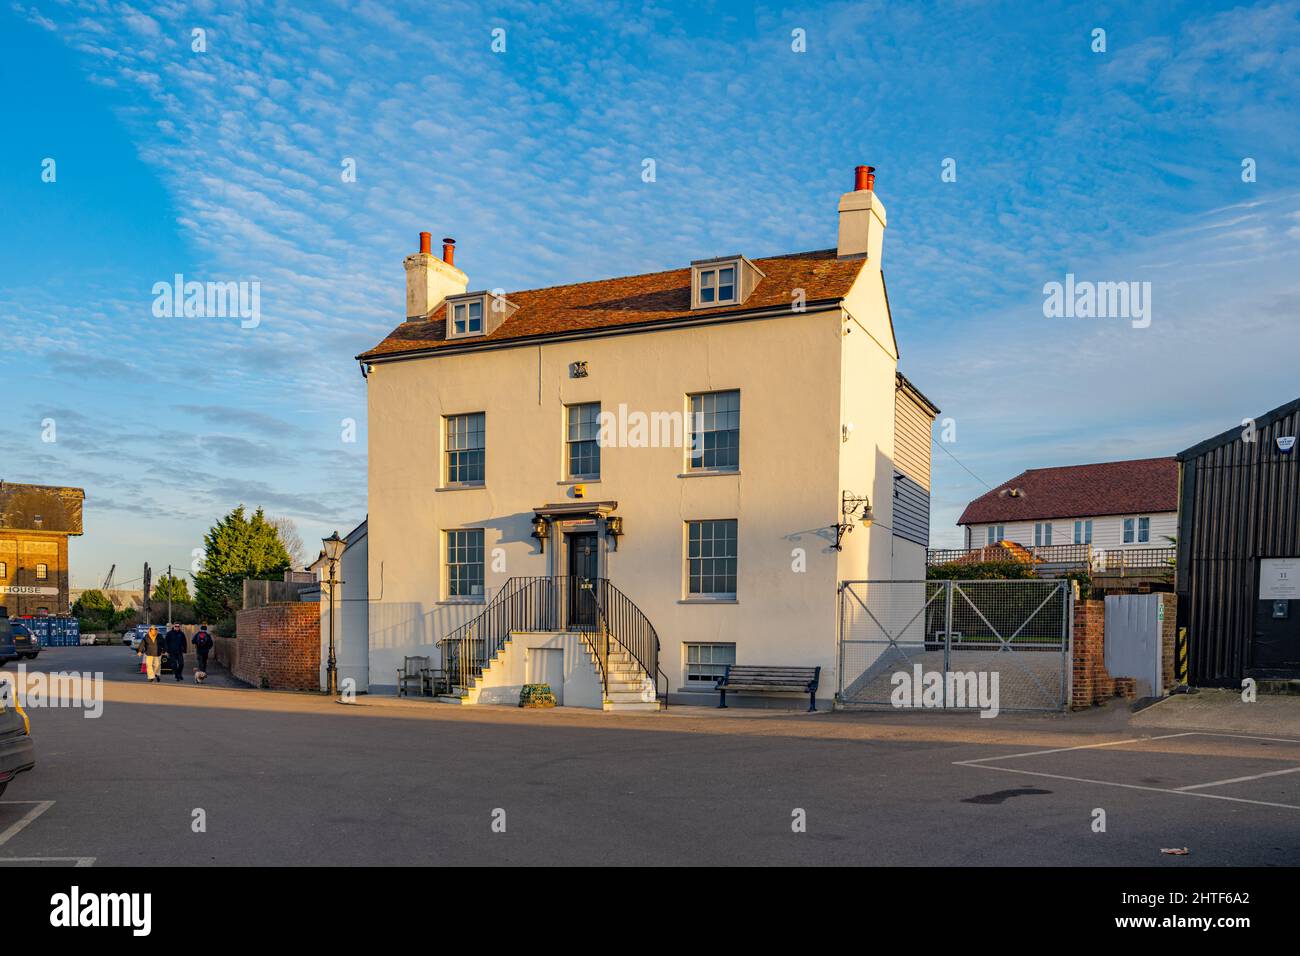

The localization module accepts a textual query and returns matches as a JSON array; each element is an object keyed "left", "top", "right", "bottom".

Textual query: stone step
[{"left": 603, "top": 699, "right": 662, "bottom": 712}]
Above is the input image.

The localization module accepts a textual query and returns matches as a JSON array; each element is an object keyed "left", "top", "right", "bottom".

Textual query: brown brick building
[{"left": 0, "top": 482, "right": 85, "bottom": 617}]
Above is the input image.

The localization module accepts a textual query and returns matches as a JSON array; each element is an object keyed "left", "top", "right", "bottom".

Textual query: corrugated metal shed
[{"left": 1176, "top": 396, "right": 1300, "bottom": 685}]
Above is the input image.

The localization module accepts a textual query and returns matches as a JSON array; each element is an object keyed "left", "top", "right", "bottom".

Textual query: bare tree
[{"left": 269, "top": 516, "right": 307, "bottom": 568}]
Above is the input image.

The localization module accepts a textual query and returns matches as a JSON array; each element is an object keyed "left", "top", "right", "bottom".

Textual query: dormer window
[
  {"left": 690, "top": 256, "right": 765, "bottom": 310},
  {"left": 699, "top": 265, "right": 736, "bottom": 305},
  {"left": 453, "top": 300, "right": 482, "bottom": 335},
  {"left": 445, "top": 291, "right": 518, "bottom": 340}
]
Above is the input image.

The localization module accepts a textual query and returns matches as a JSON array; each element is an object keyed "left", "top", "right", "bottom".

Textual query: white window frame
[
  {"left": 1034, "top": 522, "right": 1052, "bottom": 547},
  {"left": 1123, "top": 517, "right": 1150, "bottom": 544},
  {"left": 683, "top": 642, "right": 736, "bottom": 686},
  {"left": 565, "top": 402, "right": 601, "bottom": 480},
  {"left": 35, "top": 563, "right": 49, "bottom": 580},
  {"left": 445, "top": 294, "right": 489, "bottom": 339},
  {"left": 691, "top": 260, "right": 739, "bottom": 308},
  {"left": 444, "top": 529, "right": 485, "bottom": 601},
  {"left": 986, "top": 525, "right": 1005, "bottom": 545},
  {"left": 1074, "top": 519, "right": 1092, "bottom": 545},
  {"left": 685, "top": 519, "right": 738, "bottom": 600},
  {"left": 687, "top": 389, "right": 740, "bottom": 472},
  {"left": 444, "top": 412, "right": 486, "bottom": 486}
]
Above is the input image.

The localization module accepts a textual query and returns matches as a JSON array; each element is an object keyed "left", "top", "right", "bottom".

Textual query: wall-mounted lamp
[
  {"left": 606, "top": 515, "right": 624, "bottom": 551},
  {"left": 531, "top": 515, "right": 550, "bottom": 553},
  {"left": 832, "top": 492, "right": 873, "bottom": 550}
]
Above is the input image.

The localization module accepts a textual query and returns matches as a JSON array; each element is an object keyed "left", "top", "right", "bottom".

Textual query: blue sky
[{"left": 3, "top": 0, "right": 1299, "bottom": 588}]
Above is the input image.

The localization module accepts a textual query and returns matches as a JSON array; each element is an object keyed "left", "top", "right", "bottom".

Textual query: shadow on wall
[{"left": 369, "top": 600, "right": 485, "bottom": 655}]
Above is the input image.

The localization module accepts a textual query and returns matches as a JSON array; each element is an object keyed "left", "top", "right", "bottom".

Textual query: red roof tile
[
  {"left": 957, "top": 457, "right": 1178, "bottom": 525},
  {"left": 358, "top": 249, "right": 863, "bottom": 361}
]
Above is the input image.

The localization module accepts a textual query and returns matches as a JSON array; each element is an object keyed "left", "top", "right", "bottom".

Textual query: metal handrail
[
  {"left": 591, "top": 579, "right": 664, "bottom": 705},
  {"left": 437, "top": 576, "right": 662, "bottom": 700}
]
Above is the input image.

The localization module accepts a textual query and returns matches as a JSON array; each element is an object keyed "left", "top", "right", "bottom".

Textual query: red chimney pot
[
  {"left": 419, "top": 232, "right": 431, "bottom": 255},
  {"left": 854, "top": 165, "right": 876, "bottom": 192},
  {"left": 442, "top": 237, "right": 456, "bottom": 266}
]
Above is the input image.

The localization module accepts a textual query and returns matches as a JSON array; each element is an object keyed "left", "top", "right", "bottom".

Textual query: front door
[
  {"left": 1253, "top": 558, "right": 1300, "bottom": 674},
  {"left": 567, "top": 532, "right": 599, "bottom": 628}
]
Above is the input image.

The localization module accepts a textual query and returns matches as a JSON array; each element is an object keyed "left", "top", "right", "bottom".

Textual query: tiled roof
[
  {"left": 957, "top": 457, "right": 1178, "bottom": 525},
  {"left": 0, "top": 482, "right": 86, "bottom": 535},
  {"left": 358, "top": 248, "right": 863, "bottom": 361}
]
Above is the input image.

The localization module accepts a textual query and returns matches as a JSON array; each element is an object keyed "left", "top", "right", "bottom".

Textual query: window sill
[
  {"left": 678, "top": 598, "right": 738, "bottom": 605},
  {"left": 437, "top": 598, "right": 486, "bottom": 606},
  {"left": 556, "top": 478, "right": 600, "bottom": 486},
  {"left": 677, "top": 470, "right": 740, "bottom": 479},
  {"left": 436, "top": 483, "right": 485, "bottom": 492}
]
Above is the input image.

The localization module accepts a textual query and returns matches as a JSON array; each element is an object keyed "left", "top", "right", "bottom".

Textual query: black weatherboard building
[{"left": 1176, "top": 396, "right": 1300, "bottom": 686}]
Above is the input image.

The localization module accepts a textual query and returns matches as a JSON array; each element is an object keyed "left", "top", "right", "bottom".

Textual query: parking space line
[
  {"left": 0, "top": 857, "right": 95, "bottom": 866},
  {"left": 956, "top": 762, "right": 1300, "bottom": 810},
  {"left": 0, "top": 801, "right": 55, "bottom": 847},
  {"left": 957, "top": 733, "right": 1196, "bottom": 764},
  {"left": 1176, "top": 765, "right": 1300, "bottom": 791}
]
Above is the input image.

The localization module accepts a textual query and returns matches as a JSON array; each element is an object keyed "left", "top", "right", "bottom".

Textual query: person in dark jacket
[
  {"left": 192, "top": 624, "right": 213, "bottom": 683},
  {"left": 138, "top": 626, "right": 163, "bottom": 682},
  {"left": 164, "top": 624, "right": 187, "bottom": 681}
]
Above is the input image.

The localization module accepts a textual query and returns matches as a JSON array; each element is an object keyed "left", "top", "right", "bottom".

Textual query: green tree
[
  {"left": 193, "top": 505, "right": 293, "bottom": 624},
  {"left": 151, "top": 573, "right": 191, "bottom": 603},
  {"left": 72, "top": 589, "right": 116, "bottom": 630}
]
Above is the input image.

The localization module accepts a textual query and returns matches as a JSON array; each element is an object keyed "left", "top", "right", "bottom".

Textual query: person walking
[
  {"left": 164, "top": 623, "right": 188, "bottom": 682},
  {"left": 192, "top": 624, "right": 213, "bottom": 683},
  {"left": 138, "top": 626, "right": 163, "bottom": 682}
]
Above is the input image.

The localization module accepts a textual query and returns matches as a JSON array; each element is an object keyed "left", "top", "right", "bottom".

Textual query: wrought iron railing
[
  {"left": 437, "top": 576, "right": 663, "bottom": 703},
  {"left": 589, "top": 578, "right": 665, "bottom": 703}
]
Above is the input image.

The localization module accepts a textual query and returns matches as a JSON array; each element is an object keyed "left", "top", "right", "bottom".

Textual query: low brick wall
[
  {"left": 233, "top": 602, "right": 320, "bottom": 691},
  {"left": 1158, "top": 592, "right": 1177, "bottom": 690},
  {"left": 1072, "top": 599, "right": 1137, "bottom": 709}
]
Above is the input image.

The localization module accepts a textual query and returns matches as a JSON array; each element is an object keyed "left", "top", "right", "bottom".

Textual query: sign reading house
[{"left": 1259, "top": 559, "right": 1300, "bottom": 600}]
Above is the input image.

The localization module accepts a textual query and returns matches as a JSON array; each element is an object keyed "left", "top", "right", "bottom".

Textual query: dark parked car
[
  {"left": 11, "top": 622, "right": 39, "bottom": 660},
  {"left": 0, "top": 620, "right": 17, "bottom": 666},
  {"left": 0, "top": 682, "right": 34, "bottom": 798}
]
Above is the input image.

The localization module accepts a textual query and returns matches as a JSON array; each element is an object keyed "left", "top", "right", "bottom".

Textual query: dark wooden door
[{"left": 567, "top": 533, "right": 598, "bottom": 628}]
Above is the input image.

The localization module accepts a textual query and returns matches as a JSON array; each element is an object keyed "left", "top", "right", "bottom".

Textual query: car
[
  {"left": 0, "top": 684, "right": 34, "bottom": 798},
  {"left": 11, "top": 623, "right": 39, "bottom": 660},
  {"left": 0, "top": 620, "right": 17, "bottom": 667}
]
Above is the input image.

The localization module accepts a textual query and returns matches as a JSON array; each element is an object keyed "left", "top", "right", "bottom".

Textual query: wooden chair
[{"left": 397, "top": 655, "right": 432, "bottom": 697}]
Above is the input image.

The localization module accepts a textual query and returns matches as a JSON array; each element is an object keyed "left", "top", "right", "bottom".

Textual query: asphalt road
[{"left": 2, "top": 646, "right": 1298, "bottom": 866}]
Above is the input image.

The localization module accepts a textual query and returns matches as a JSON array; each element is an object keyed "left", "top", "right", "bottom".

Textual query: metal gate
[{"left": 838, "top": 580, "right": 1073, "bottom": 712}]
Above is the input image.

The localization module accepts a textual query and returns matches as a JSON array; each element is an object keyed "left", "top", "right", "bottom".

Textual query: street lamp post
[{"left": 321, "top": 531, "right": 347, "bottom": 696}]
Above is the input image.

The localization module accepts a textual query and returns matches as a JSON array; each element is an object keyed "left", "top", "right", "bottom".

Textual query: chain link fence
[{"left": 838, "top": 580, "right": 1072, "bottom": 712}]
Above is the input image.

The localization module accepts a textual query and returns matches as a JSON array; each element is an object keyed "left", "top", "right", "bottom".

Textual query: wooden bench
[{"left": 716, "top": 664, "right": 821, "bottom": 712}]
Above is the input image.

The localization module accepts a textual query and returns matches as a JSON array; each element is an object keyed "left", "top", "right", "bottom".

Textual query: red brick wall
[
  {"left": 234, "top": 602, "right": 320, "bottom": 691},
  {"left": 1071, "top": 599, "right": 1137, "bottom": 709},
  {"left": 1158, "top": 593, "right": 1177, "bottom": 690}
]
